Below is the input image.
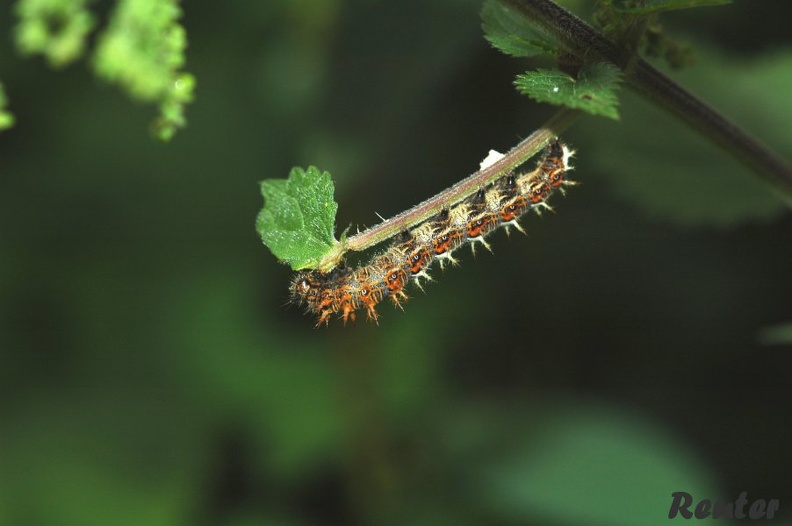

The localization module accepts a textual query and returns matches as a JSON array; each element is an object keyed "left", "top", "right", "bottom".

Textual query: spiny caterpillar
[{"left": 291, "top": 139, "right": 575, "bottom": 326}]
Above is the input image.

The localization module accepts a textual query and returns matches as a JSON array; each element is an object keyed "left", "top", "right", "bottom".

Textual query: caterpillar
[{"left": 290, "top": 138, "right": 575, "bottom": 326}]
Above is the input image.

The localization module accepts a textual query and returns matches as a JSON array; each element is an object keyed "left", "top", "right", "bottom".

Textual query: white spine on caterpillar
[{"left": 290, "top": 139, "right": 576, "bottom": 326}]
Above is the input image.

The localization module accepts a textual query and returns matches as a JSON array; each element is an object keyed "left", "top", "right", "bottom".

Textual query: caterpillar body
[{"left": 291, "top": 139, "right": 575, "bottom": 326}]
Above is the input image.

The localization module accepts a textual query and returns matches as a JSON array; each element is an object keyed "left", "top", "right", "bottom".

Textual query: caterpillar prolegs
[{"left": 291, "top": 139, "right": 576, "bottom": 326}]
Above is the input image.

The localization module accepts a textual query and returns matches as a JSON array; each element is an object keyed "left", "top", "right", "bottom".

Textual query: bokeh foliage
[
  {"left": 2, "top": 1, "right": 792, "bottom": 525},
  {"left": 9, "top": 0, "right": 194, "bottom": 140},
  {"left": 0, "top": 82, "right": 14, "bottom": 129}
]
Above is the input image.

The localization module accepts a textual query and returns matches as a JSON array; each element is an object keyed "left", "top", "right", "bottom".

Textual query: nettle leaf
[
  {"left": 481, "top": 0, "right": 559, "bottom": 58},
  {"left": 476, "top": 403, "right": 719, "bottom": 526},
  {"left": 514, "top": 63, "right": 622, "bottom": 119},
  {"left": 612, "top": 0, "right": 731, "bottom": 14},
  {"left": 256, "top": 166, "right": 339, "bottom": 270},
  {"left": 758, "top": 322, "right": 792, "bottom": 346},
  {"left": 14, "top": 0, "right": 95, "bottom": 68},
  {"left": 92, "top": 0, "right": 193, "bottom": 140},
  {"left": 0, "top": 82, "right": 14, "bottom": 130}
]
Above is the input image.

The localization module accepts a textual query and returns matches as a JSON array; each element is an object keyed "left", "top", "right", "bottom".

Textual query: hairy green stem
[
  {"left": 337, "top": 108, "right": 579, "bottom": 259},
  {"left": 501, "top": 0, "right": 792, "bottom": 198}
]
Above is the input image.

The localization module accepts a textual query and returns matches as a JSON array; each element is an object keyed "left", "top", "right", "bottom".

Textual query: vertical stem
[
  {"left": 501, "top": 0, "right": 792, "bottom": 197},
  {"left": 630, "top": 60, "right": 792, "bottom": 198}
]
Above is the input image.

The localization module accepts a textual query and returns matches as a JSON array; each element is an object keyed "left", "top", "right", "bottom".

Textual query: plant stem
[
  {"left": 340, "top": 107, "right": 580, "bottom": 257},
  {"left": 630, "top": 61, "right": 792, "bottom": 196},
  {"left": 501, "top": 0, "right": 792, "bottom": 198}
]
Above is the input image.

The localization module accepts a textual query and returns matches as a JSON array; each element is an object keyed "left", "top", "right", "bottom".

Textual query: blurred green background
[{"left": 2, "top": 1, "right": 791, "bottom": 525}]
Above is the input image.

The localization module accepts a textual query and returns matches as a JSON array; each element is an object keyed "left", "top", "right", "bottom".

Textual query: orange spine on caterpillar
[{"left": 290, "top": 138, "right": 576, "bottom": 326}]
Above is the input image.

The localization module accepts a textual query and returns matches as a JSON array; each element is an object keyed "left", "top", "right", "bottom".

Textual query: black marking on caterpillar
[{"left": 290, "top": 139, "right": 576, "bottom": 326}]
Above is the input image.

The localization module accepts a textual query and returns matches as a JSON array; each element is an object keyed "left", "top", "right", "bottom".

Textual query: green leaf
[
  {"left": 153, "top": 72, "right": 196, "bottom": 141},
  {"left": 481, "top": 0, "right": 560, "bottom": 58},
  {"left": 93, "top": 0, "right": 183, "bottom": 100},
  {"left": 14, "top": 0, "right": 95, "bottom": 68},
  {"left": 92, "top": 0, "right": 193, "bottom": 139},
  {"left": 0, "top": 82, "right": 14, "bottom": 130},
  {"left": 514, "top": 62, "right": 622, "bottom": 119},
  {"left": 256, "top": 166, "right": 339, "bottom": 270},
  {"left": 477, "top": 403, "right": 719, "bottom": 525},
  {"left": 758, "top": 322, "right": 792, "bottom": 346},
  {"left": 612, "top": 0, "right": 731, "bottom": 14}
]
